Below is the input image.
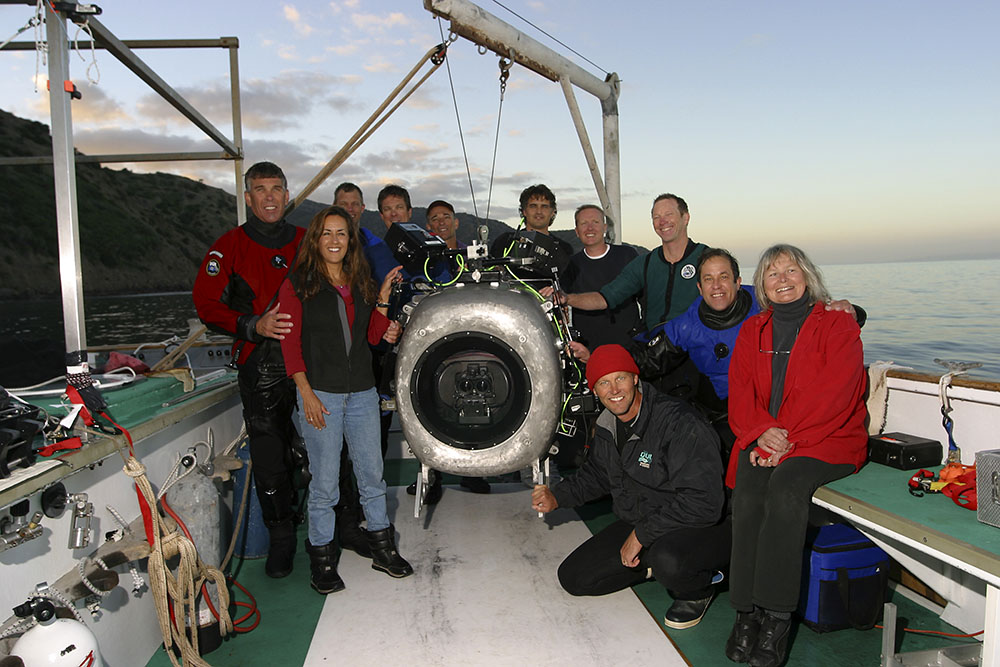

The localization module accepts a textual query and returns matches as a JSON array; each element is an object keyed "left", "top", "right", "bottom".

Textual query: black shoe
[
  {"left": 264, "top": 520, "right": 296, "bottom": 579},
  {"left": 305, "top": 540, "right": 345, "bottom": 595},
  {"left": 406, "top": 476, "right": 442, "bottom": 504},
  {"left": 367, "top": 525, "right": 413, "bottom": 578},
  {"left": 725, "top": 609, "right": 761, "bottom": 663},
  {"left": 747, "top": 611, "right": 792, "bottom": 667},
  {"left": 337, "top": 521, "right": 372, "bottom": 558},
  {"left": 663, "top": 593, "right": 714, "bottom": 629},
  {"left": 460, "top": 476, "right": 491, "bottom": 494}
]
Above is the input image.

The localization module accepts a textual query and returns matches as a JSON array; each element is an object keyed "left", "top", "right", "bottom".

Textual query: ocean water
[
  {"left": 2, "top": 259, "right": 998, "bottom": 386},
  {"left": 819, "top": 259, "right": 1000, "bottom": 380}
]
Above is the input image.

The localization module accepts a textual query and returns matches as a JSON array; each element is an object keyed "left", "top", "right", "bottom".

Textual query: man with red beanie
[{"left": 532, "top": 344, "right": 731, "bottom": 630}]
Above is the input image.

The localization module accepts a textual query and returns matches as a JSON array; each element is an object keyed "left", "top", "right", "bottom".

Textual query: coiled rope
[{"left": 123, "top": 456, "right": 233, "bottom": 667}]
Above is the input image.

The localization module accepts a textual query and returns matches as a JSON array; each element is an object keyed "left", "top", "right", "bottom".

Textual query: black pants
[
  {"left": 729, "top": 452, "right": 854, "bottom": 612},
  {"left": 238, "top": 358, "right": 298, "bottom": 521},
  {"left": 558, "top": 517, "right": 732, "bottom": 601}
]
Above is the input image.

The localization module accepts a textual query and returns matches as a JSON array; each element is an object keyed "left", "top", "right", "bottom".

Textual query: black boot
[
  {"left": 337, "top": 519, "right": 372, "bottom": 558},
  {"left": 263, "top": 519, "right": 296, "bottom": 578},
  {"left": 725, "top": 609, "right": 761, "bottom": 662},
  {"left": 367, "top": 525, "right": 413, "bottom": 578},
  {"left": 305, "top": 540, "right": 345, "bottom": 594},
  {"left": 747, "top": 610, "right": 792, "bottom": 667},
  {"left": 259, "top": 481, "right": 297, "bottom": 578}
]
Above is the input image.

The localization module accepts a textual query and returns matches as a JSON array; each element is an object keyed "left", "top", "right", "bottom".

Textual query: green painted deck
[{"left": 145, "top": 459, "right": 980, "bottom": 666}]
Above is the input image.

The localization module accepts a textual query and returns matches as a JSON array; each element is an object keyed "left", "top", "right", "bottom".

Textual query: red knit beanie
[{"left": 586, "top": 344, "right": 640, "bottom": 390}]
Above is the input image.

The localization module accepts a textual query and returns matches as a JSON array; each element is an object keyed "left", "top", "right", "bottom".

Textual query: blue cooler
[{"left": 799, "top": 523, "right": 889, "bottom": 632}]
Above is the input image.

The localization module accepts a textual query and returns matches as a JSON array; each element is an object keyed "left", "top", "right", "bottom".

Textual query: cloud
[
  {"left": 402, "top": 87, "right": 442, "bottom": 111},
  {"left": 74, "top": 127, "right": 214, "bottom": 157},
  {"left": 76, "top": 132, "right": 328, "bottom": 195},
  {"left": 364, "top": 58, "right": 397, "bottom": 73},
  {"left": 326, "top": 43, "right": 363, "bottom": 56},
  {"left": 284, "top": 4, "right": 315, "bottom": 37},
  {"left": 327, "top": 0, "right": 359, "bottom": 12},
  {"left": 72, "top": 84, "right": 130, "bottom": 126},
  {"left": 134, "top": 71, "right": 363, "bottom": 132},
  {"left": 350, "top": 12, "right": 414, "bottom": 34}
]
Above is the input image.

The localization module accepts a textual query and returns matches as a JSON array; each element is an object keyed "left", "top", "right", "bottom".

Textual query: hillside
[{"left": 0, "top": 108, "right": 590, "bottom": 299}]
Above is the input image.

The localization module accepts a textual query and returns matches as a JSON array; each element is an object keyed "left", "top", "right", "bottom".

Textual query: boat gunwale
[
  {"left": 888, "top": 368, "right": 1000, "bottom": 393},
  {"left": 0, "top": 379, "right": 239, "bottom": 509}
]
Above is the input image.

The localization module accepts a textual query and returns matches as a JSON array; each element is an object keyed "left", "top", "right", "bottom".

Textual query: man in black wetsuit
[
  {"left": 193, "top": 162, "right": 304, "bottom": 578},
  {"left": 491, "top": 184, "right": 574, "bottom": 276}
]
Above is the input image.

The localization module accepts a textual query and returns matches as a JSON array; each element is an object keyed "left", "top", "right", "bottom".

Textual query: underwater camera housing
[{"left": 385, "top": 229, "right": 588, "bottom": 478}]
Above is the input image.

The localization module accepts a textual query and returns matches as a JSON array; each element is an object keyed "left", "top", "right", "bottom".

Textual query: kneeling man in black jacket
[{"left": 532, "top": 343, "right": 731, "bottom": 629}]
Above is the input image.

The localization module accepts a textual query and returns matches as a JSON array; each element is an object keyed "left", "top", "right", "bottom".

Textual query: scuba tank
[
  {"left": 11, "top": 599, "right": 104, "bottom": 667},
  {"left": 164, "top": 448, "right": 225, "bottom": 655}
]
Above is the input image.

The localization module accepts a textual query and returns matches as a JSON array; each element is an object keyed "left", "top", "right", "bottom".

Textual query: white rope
[
  {"left": 221, "top": 425, "right": 248, "bottom": 456},
  {"left": 134, "top": 334, "right": 183, "bottom": 357},
  {"left": 32, "top": 0, "right": 47, "bottom": 93},
  {"left": 157, "top": 440, "right": 210, "bottom": 501},
  {"left": 0, "top": 14, "right": 40, "bottom": 50},
  {"left": 106, "top": 504, "right": 147, "bottom": 594},
  {"left": 0, "top": 584, "right": 89, "bottom": 643},
  {"left": 77, "top": 556, "right": 113, "bottom": 598},
  {"left": 71, "top": 18, "right": 100, "bottom": 84}
]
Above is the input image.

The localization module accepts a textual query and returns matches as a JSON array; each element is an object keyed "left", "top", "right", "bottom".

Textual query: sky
[{"left": 1, "top": 0, "right": 997, "bottom": 267}]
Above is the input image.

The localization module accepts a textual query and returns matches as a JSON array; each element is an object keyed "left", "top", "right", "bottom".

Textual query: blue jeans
[{"left": 296, "top": 387, "right": 389, "bottom": 546}]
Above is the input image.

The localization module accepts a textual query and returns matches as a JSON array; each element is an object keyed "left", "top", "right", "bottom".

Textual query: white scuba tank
[{"left": 11, "top": 600, "right": 104, "bottom": 667}]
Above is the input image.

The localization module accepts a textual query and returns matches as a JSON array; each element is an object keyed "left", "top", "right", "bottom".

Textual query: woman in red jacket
[
  {"left": 724, "top": 244, "right": 867, "bottom": 667},
  {"left": 278, "top": 205, "right": 412, "bottom": 595}
]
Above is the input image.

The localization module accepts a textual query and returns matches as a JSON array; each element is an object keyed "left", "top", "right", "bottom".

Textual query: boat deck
[{"left": 144, "top": 462, "right": 978, "bottom": 666}]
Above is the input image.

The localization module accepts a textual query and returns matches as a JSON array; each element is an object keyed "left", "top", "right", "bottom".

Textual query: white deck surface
[{"left": 303, "top": 483, "right": 686, "bottom": 666}]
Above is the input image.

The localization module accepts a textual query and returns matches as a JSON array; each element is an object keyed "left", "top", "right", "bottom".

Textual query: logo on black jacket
[{"left": 638, "top": 450, "right": 652, "bottom": 469}]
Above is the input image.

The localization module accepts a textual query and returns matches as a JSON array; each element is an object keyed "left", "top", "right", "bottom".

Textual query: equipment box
[
  {"left": 868, "top": 432, "right": 942, "bottom": 470},
  {"left": 799, "top": 523, "right": 889, "bottom": 633},
  {"left": 976, "top": 449, "right": 1000, "bottom": 528}
]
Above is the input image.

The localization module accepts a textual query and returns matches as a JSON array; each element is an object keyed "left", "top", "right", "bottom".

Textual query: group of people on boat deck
[{"left": 194, "top": 161, "right": 868, "bottom": 667}]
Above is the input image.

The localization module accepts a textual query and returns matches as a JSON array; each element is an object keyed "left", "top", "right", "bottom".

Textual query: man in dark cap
[{"left": 531, "top": 344, "right": 731, "bottom": 629}]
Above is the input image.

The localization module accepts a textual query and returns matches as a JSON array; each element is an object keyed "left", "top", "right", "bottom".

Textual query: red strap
[
  {"left": 36, "top": 436, "right": 84, "bottom": 458},
  {"left": 942, "top": 470, "right": 978, "bottom": 510},
  {"left": 65, "top": 385, "right": 95, "bottom": 425}
]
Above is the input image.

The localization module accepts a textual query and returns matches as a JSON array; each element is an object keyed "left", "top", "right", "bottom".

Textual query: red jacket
[
  {"left": 725, "top": 302, "right": 868, "bottom": 488},
  {"left": 192, "top": 219, "right": 304, "bottom": 365}
]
